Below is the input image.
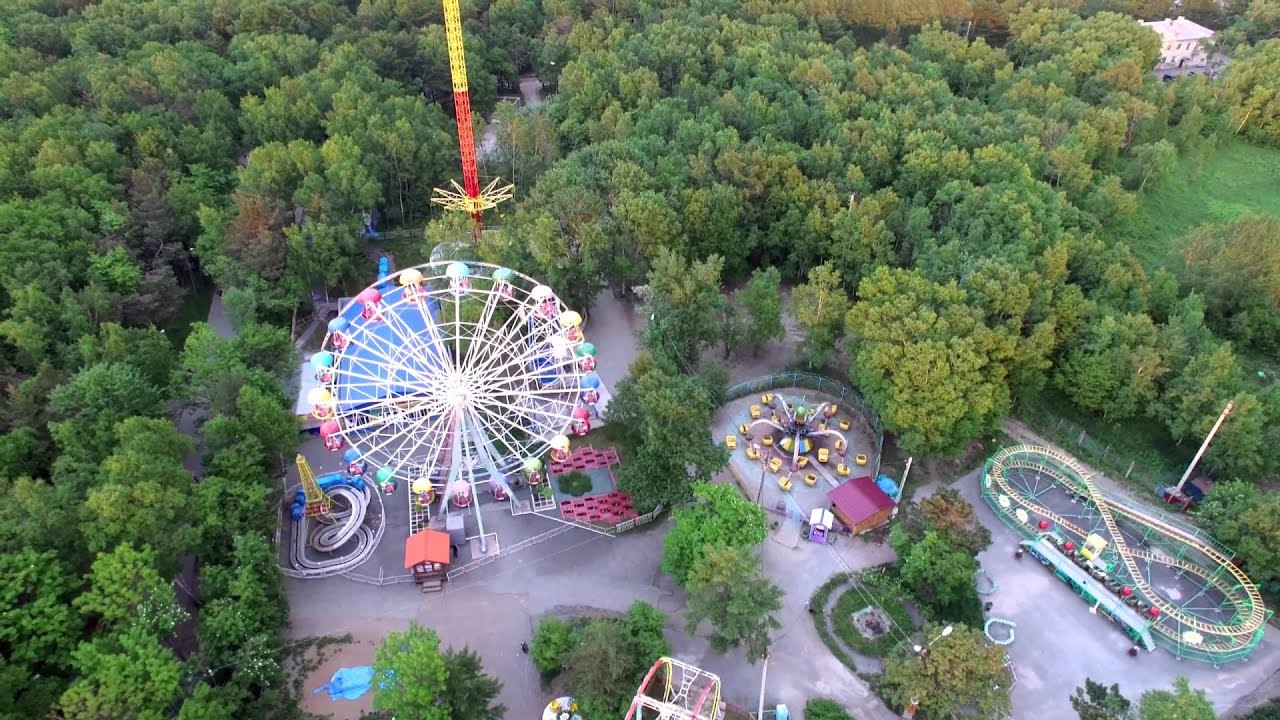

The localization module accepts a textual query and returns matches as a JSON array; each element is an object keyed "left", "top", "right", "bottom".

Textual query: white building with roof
[{"left": 1140, "top": 16, "right": 1215, "bottom": 69}]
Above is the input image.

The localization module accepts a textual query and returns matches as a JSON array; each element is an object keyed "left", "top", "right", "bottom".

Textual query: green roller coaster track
[{"left": 981, "top": 444, "right": 1270, "bottom": 666}]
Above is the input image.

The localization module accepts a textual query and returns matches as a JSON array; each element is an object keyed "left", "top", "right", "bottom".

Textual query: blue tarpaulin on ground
[{"left": 313, "top": 666, "right": 375, "bottom": 701}]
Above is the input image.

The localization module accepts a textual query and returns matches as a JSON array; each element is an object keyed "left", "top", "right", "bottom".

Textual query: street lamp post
[
  {"left": 904, "top": 625, "right": 954, "bottom": 718},
  {"left": 756, "top": 649, "right": 770, "bottom": 720},
  {"left": 753, "top": 443, "right": 767, "bottom": 505}
]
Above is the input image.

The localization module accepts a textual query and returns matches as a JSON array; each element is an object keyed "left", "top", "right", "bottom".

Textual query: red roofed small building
[
  {"left": 828, "top": 476, "right": 895, "bottom": 534},
  {"left": 405, "top": 529, "right": 451, "bottom": 588}
]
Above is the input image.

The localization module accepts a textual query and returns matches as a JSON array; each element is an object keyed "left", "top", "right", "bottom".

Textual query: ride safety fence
[
  {"left": 726, "top": 371, "right": 886, "bottom": 481},
  {"left": 981, "top": 444, "right": 1269, "bottom": 665}
]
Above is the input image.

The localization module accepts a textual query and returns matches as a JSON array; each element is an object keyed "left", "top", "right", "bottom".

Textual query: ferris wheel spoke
[
  {"left": 332, "top": 391, "right": 452, "bottom": 435},
  {"left": 474, "top": 392, "right": 577, "bottom": 439},
  {"left": 461, "top": 295, "right": 542, "bottom": 377},
  {"left": 460, "top": 407, "right": 521, "bottom": 479},
  {"left": 385, "top": 407, "right": 455, "bottom": 478},
  {"left": 459, "top": 284, "right": 503, "bottom": 372},
  {"left": 324, "top": 261, "right": 585, "bottom": 487},
  {"left": 466, "top": 400, "right": 539, "bottom": 461},
  {"left": 337, "top": 319, "right": 440, "bottom": 393},
  {"left": 378, "top": 293, "right": 454, "bottom": 384},
  {"left": 359, "top": 402, "right": 452, "bottom": 471},
  {"left": 486, "top": 350, "right": 584, "bottom": 394},
  {"left": 464, "top": 307, "right": 559, "bottom": 380}
]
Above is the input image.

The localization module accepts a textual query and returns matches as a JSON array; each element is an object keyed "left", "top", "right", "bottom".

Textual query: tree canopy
[{"left": 663, "top": 482, "right": 768, "bottom": 586}]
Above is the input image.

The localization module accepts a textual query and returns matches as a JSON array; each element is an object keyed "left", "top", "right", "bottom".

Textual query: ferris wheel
[{"left": 306, "top": 261, "right": 601, "bottom": 536}]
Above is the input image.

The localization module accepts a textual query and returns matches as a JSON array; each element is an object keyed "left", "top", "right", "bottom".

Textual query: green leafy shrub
[
  {"left": 557, "top": 471, "right": 593, "bottom": 497},
  {"left": 804, "top": 698, "right": 853, "bottom": 720},
  {"left": 531, "top": 617, "right": 574, "bottom": 675}
]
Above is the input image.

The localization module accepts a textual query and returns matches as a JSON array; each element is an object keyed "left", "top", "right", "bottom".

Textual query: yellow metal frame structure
[{"left": 296, "top": 453, "right": 332, "bottom": 517}]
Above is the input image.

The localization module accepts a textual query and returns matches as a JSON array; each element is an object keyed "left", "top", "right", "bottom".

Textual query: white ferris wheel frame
[{"left": 322, "top": 261, "right": 590, "bottom": 509}]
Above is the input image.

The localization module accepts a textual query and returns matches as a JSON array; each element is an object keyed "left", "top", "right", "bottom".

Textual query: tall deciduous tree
[
  {"left": 0, "top": 548, "right": 79, "bottom": 672},
  {"left": 791, "top": 263, "right": 847, "bottom": 369},
  {"left": 638, "top": 249, "right": 725, "bottom": 370},
  {"left": 1175, "top": 215, "right": 1280, "bottom": 352},
  {"left": 892, "top": 529, "right": 981, "bottom": 623},
  {"left": 662, "top": 483, "right": 767, "bottom": 586},
  {"left": 1195, "top": 479, "right": 1280, "bottom": 580},
  {"left": 373, "top": 623, "right": 450, "bottom": 720},
  {"left": 1071, "top": 678, "right": 1132, "bottom": 720},
  {"left": 47, "top": 362, "right": 166, "bottom": 463},
  {"left": 847, "top": 267, "right": 1012, "bottom": 456},
  {"left": 683, "top": 545, "right": 781, "bottom": 661},
  {"left": 738, "top": 266, "right": 785, "bottom": 356},
  {"left": 1137, "top": 678, "right": 1215, "bottom": 720},
  {"left": 439, "top": 648, "right": 506, "bottom": 720},
  {"left": 58, "top": 628, "right": 183, "bottom": 720},
  {"left": 73, "top": 543, "right": 170, "bottom": 632},
  {"left": 879, "top": 623, "right": 1012, "bottom": 720},
  {"left": 608, "top": 354, "right": 727, "bottom": 510},
  {"left": 563, "top": 620, "right": 643, "bottom": 720}
]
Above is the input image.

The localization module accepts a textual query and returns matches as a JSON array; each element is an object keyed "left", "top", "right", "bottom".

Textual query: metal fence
[
  {"left": 726, "top": 371, "right": 886, "bottom": 481},
  {"left": 1028, "top": 414, "right": 1180, "bottom": 495}
]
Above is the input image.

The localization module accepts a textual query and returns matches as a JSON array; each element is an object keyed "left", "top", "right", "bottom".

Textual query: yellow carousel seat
[
  {"left": 835, "top": 439, "right": 846, "bottom": 451},
  {"left": 837, "top": 463, "right": 851, "bottom": 476},
  {"left": 762, "top": 435, "right": 773, "bottom": 447},
  {"left": 768, "top": 457, "right": 783, "bottom": 473},
  {"left": 750, "top": 405, "right": 761, "bottom": 419},
  {"left": 778, "top": 476, "right": 793, "bottom": 492},
  {"left": 855, "top": 453, "right": 868, "bottom": 466},
  {"left": 839, "top": 419, "right": 851, "bottom": 431},
  {"left": 725, "top": 435, "right": 737, "bottom": 450},
  {"left": 804, "top": 473, "right": 818, "bottom": 487},
  {"left": 797, "top": 455, "right": 809, "bottom": 469},
  {"left": 817, "top": 447, "right": 830, "bottom": 463},
  {"left": 747, "top": 446, "right": 761, "bottom": 460}
]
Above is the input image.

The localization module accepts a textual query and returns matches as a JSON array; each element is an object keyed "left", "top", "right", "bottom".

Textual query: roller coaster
[{"left": 982, "top": 444, "right": 1269, "bottom": 665}]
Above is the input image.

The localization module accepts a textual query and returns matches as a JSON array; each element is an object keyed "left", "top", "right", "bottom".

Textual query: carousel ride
[
  {"left": 289, "top": 260, "right": 602, "bottom": 578},
  {"left": 743, "top": 392, "right": 852, "bottom": 472}
]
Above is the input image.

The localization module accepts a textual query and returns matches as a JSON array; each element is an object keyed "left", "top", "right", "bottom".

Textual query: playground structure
[
  {"left": 743, "top": 392, "right": 851, "bottom": 472},
  {"left": 311, "top": 260, "right": 600, "bottom": 558},
  {"left": 286, "top": 454, "right": 384, "bottom": 577},
  {"left": 982, "top": 444, "right": 1268, "bottom": 665},
  {"left": 626, "top": 657, "right": 722, "bottom": 720}
]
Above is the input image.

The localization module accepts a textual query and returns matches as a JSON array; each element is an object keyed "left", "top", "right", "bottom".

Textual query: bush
[
  {"left": 558, "top": 471, "right": 593, "bottom": 496},
  {"left": 808, "top": 573, "right": 857, "bottom": 673},
  {"left": 531, "top": 617, "right": 574, "bottom": 675},
  {"left": 804, "top": 698, "right": 853, "bottom": 720}
]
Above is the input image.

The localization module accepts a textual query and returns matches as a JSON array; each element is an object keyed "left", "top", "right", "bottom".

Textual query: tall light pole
[
  {"left": 1174, "top": 400, "right": 1234, "bottom": 494},
  {"left": 753, "top": 442, "right": 767, "bottom": 506},
  {"left": 756, "top": 649, "right": 770, "bottom": 720},
  {"left": 903, "top": 626, "right": 954, "bottom": 719}
]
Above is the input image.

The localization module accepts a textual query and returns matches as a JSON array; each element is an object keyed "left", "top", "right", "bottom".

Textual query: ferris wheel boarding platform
[{"left": 981, "top": 444, "right": 1268, "bottom": 665}]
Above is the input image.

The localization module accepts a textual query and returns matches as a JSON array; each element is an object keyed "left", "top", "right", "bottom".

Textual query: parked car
[{"left": 1162, "top": 74, "right": 1175, "bottom": 82}]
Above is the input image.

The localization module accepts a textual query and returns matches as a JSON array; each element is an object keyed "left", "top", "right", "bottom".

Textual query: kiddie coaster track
[{"left": 981, "top": 444, "right": 1269, "bottom": 665}]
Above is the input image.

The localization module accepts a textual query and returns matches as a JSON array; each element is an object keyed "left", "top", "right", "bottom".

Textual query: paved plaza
[{"left": 283, "top": 293, "right": 1280, "bottom": 720}]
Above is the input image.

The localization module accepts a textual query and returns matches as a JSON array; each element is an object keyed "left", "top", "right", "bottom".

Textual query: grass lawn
[
  {"left": 1016, "top": 386, "right": 1193, "bottom": 492},
  {"left": 1107, "top": 140, "right": 1280, "bottom": 270},
  {"left": 831, "top": 579, "right": 915, "bottom": 657}
]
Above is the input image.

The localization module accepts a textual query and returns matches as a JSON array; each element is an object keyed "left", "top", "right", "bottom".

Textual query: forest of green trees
[{"left": 1, "top": 0, "right": 1279, "bottom": 716}]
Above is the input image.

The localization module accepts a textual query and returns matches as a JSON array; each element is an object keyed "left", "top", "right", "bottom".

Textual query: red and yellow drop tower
[{"left": 431, "top": 0, "right": 514, "bottom": 234}]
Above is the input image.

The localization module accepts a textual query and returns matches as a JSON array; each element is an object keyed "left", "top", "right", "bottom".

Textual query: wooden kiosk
[{"left": 404, "top": 529, "right": 451, "bottom": 592}]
